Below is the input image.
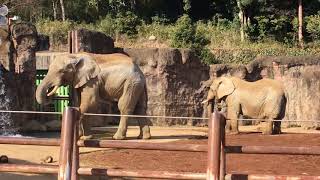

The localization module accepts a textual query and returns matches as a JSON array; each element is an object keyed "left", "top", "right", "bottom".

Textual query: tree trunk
[
  {"left": 52, "top": 0, "right": 57, "bottom": 20},
  {"left": 298, "top": 0, "right": 303, "bottom": 48},
  {"left": 130, "top": 0, "right": 136, "bottom": 11},
  {"left": 237, "top": 0, "right": 245, "bottom": 42},
  {"left": 238, "top": 10, "right": 245, "bottom": 42},
  {"left": 59, "top": 0, "right": 65, "bottom": 21}
]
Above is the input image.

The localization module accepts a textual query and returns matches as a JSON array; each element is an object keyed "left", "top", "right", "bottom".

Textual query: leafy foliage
[
  {"left": 170, "top": 15, "right": 216, "bottom": 64},
  {"left": 18, "top": 0, "right": 320, "bottom": 64},
  {"left": 114, "top": 11, "right": 141, "bottom": 37},
  {"left": 36, "top": 19, "right": 74, "bottom": 47},
  {"left": 305, "top": 14, "right": 320, "bottom": 41}
]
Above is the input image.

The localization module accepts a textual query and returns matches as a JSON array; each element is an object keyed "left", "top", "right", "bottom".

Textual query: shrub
[
  {"left": 36, "top": 19, "right": 75, "bottom": 48},
  {"left": 114, "top": 11, "right": 141, "bottom": 37},
  {"left": 137, "top": 15, "right": 172, "bottom": 41},
  {"left": 170, "top": 15, "right": 215, "bottom": 64},
  {"left": 249, "top": 15, "right": 292, "bottom": 42},
  {"left": 305, "top": 14, "right": 320, "bottom": 41},
  {"left": 170, "top": 15, "right": 195, "bottom": 48},
  {"left": 95, "top": 15, "right": 116, "bottom": 37}
]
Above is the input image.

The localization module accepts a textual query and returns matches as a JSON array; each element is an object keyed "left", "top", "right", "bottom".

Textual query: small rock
[
  {"left": 148, "top": 35, "right": 156, "bottom": 41},
  {"left": 0, "top": 155, "right": 8, "bottom": 163},
  {"left": 41, "top": 156, "right": 53, "bottom": 163}
]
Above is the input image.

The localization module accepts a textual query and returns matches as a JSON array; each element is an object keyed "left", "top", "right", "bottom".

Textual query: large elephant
[
  {"left": 36, "top": 52, "right": 151, "bottom": 140},
  {"left": 203, "top": 77, "right": 286, "bottom": 135}
]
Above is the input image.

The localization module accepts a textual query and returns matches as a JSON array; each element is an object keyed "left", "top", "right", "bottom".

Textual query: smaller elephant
[{"left": 203, "top": 77, "right": 286, "bottom": 135}]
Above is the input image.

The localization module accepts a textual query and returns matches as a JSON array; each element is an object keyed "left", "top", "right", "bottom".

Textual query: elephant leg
[
  {"left": 79, "top": 90, "right": 99, "bottom": 140},
  {"left": 113, "top": 83, "right": 142, "bottom": 140},
  {"left": 227, "top": 104, "right": 240, "bottom": 134},
  {"left": 134, "top": 100, "right": 151, "bottom": 139},
  {"left": 262, "top": 120, "right": 273, "bottom": 135},
  {"left": 225, "top": 120, "right": 232, "bottom": 133},
  {"left": 78, "top": 114, "right": 93, "bottom": 140},
  {"left": 273, "top": 121, "right": 281, "bottom": 134}
]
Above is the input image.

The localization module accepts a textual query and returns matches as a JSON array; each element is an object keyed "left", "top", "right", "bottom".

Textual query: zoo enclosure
[{"left": 0, "top": 108, "right": 320, "bottom": 180}]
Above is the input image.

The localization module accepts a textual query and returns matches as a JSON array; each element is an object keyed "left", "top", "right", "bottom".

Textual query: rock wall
[
  {"left": 123, "top": 48, "right": 210, "bottom": 126},
  {"left": 35, "top": 49, "right": 320, "bottom": 129},
  {"left": 0, "top": 23, "right": 38, "bottom": 133},
  {"left": 209, "top": 56, "right": 320, "bottom": 129}
]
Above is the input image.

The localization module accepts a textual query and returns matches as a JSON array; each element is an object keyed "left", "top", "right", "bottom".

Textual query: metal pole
[
  {"left": 78, "top": 168, "right": 206, "bottom": 179},
  {"left": 0, "top": 164, "right": 58, "bottom": 174},
  {"left": 220, "top": 115, "right": 226, "bottom": 180},
  {"left": 0, "top": 136, "right": 207, "bottom": 152},
  {"left": 71, "top": 109, "right": 80, "bottom": 180},
  {"left": 58, "top": 107, "right": 76, "bottom": 180},
  {"left": 207, "top": 111, "right": 221, "bottom": 180},
  {"left": 78, "top": 140, "right": 207, "bottom": 152}
]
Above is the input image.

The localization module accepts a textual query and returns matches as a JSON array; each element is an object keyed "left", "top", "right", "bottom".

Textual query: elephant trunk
[
  {"left": 204, "top": 89, "right": 216, "bottom": 118},
  {"left": 36, "top": 77, "right": 57, "bottom": 105}
]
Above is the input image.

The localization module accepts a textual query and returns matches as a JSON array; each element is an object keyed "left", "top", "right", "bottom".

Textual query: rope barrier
[
  {"left": 233, "top": 118, "right": 320, "bottom": 122},
  {"left": 83, "top": 112, "right": 209, "bottom": 120},
  {"left": 0, "top": 110, "right": 319, "bottom": 122},
  {"left": 0, "top": 110, "right": 61, "bottom": 115}
]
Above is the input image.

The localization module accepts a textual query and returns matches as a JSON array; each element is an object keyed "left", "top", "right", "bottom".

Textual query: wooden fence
[{"left": 0, "top": 107, "right": 320, "bottom": 180}]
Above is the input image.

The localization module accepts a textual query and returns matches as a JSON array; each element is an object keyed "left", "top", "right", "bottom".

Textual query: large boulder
[
  {"left": 37, "top": 34, "right": 50, "bottom": 51},
  {"left": 75, "top": 29, "right": 114, "bottom": 54}
]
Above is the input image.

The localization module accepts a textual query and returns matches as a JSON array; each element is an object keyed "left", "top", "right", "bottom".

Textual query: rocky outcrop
[
  {"left": 75, "top": 29, "right": 114, "bottom": 54},
  {"left": 123, "top": 48, "right": 210, "bottom": 126},
  {"left": 0, "top": 23, "right": 38, "bottom": 133}
]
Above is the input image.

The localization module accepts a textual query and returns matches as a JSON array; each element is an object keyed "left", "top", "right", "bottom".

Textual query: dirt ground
[{"left": 0, "top": 126, "right": 319, "bottom": 179}]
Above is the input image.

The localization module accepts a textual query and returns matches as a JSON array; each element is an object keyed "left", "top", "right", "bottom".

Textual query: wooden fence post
[
  {"left": 71, "top": 108, "right": 80, "bottom": 180},
  {"left": 58, "top": 107, "right": 78, "bottom": 180},
  {"left": 220, "top": 115, "right": 226, "bottom": 180},
  {"left": 207, "top": 111, "right": 222, "bottom": 180}
]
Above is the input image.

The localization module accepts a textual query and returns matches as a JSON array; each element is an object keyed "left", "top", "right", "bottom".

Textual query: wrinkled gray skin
[
  {"left": 204, "top": 76, "right": 286, "bottom": 135},
  {"left": 36, "top": 52, "right": 151, "bottom": 140}
]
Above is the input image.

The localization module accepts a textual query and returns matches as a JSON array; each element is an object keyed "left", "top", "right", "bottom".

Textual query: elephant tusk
[
  {"left": 47, "top": 86, "right": 59, "bottom": 96},
  {"left": 201, "top": 99, "right": 209, "bottom": 104}
]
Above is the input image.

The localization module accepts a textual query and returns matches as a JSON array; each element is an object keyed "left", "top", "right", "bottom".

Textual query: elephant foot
[
  {"left": 273, "top": 129, "right": 281, "bottom": 135},
  {"left": 113, "top": 133, "right": 126, "bottom": 140},
  {"left": 262, "top": 131, "right": 272, "bottom": 135},
  {"left": 226, "top": 130, "right": 239, "bottom": 135},
  {"left": 262, "top": 128, "right": 273, "bottom": 135},
  {"left": 138, "top": 132, "right": 151, "bottom": 140},
  {"left": 273, "top": 126, "right": 281, "bottom": 134},
  {"left": 80, "top": 135, "right": 93, "bottom": 140}
]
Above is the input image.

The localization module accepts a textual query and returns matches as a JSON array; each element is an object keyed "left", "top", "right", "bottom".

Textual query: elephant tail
[
  {"left": 278, "top": 93, "right": 287, "bottom": 120},
  {"left": 142, "top": 84, "right": 148, "bottom": 113}
]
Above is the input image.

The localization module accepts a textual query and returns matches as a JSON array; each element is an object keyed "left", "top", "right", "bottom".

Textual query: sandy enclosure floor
[{"left": 0, "top": 126, "right": 319, "bottom": 180}]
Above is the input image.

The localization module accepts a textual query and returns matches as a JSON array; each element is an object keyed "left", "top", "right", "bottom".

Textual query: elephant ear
[
  {"left": 216, "top": 77, "right": 235, "bottom": 99},
  {"left": 70, "top": 55, "right": 101, "bottom": 88}
]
